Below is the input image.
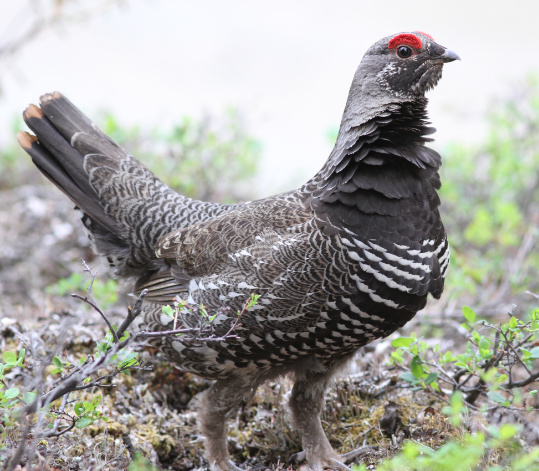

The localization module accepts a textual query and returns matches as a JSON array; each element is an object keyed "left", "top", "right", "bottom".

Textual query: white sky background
[{"left": 1, "top": 0, "right": 538, "bottom": 196}]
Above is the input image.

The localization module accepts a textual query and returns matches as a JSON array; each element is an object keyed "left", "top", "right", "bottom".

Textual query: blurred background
[
  {"left": 1, "top": 0, "right": 538, "bottom": 192},
  {"left": 0, "top": 0, "right": 538, "bottom": 318},
  {"left": 0, "top": 3, "right": 538, "bottom": 469}
]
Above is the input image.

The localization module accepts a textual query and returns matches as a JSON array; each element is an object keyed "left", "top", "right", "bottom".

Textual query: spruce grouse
[{"left": 18, "top": 32, "right": 458, "bottom": 470}]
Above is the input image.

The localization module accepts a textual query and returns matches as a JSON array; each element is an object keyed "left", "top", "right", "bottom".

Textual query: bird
[{"left": 18, "top": 31, "right": 458, "bottom": 470}]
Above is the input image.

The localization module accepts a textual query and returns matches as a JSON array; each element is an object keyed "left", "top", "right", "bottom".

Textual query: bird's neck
[{"left": 302, "top": 98, "right": 442, "bottom": 230}]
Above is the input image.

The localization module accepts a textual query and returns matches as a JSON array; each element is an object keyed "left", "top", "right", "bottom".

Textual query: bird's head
[
  {"left": 341, "top": 32, "right": 459, "bottom": 127},
  {"left": 364, "top": 31, "right": 460, "bottom": 97}
]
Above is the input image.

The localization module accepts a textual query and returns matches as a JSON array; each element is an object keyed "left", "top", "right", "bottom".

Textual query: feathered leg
[
  {"left": 289, "top": 371, "right": 347, "bottom": 471},
  {"left": 198, "top": 376, "right": 258, "bottom": 471}
]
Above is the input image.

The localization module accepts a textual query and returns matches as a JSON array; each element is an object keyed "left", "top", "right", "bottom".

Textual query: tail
[{"left": 19, "top": 92, "right": 232, "bottom": 278}]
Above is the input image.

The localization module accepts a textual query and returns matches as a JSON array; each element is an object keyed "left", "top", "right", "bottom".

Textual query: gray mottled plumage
[{"left": 19, "top": 32, "right": 458, "bottom": 470}]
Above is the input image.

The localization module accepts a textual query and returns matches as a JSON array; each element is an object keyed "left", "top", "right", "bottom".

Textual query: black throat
[{"left": 304, "top": 99, "right": 443, "bottom": 232}]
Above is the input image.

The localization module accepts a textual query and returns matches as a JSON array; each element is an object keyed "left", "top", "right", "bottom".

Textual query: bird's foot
[
  {"left": 209, "top": 458, "right": 243, "bottom": 471},
  {"left": 288, "top": 445, "right": 376, "bottom": 470},
  {"left": 341, "top": 445, "right": 376, "bottom": 463}
]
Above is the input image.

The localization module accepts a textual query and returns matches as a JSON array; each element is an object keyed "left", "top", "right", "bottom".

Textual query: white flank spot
[
  {"left": 384, "top": 251, "right": 431, "bottom": 272},
  {"left": 172, "top": 341, "right": 185, "bottom": 353},
  {"left": 213, "top": 313, "right": 229, "bottom": 325},
  {"left": 363, "top": 250, "right": 382, "bottom": 262},
  {"left": 394, "top": 243, "right": 410, "bottom": 250},
  {"left": 347, "top": 250, "right": 364, "bottom": 262},
  {"left": 248, "top": 304, "right": 265, "bottom": 310},
  {"left": 207, "top": 282, "right": 219, "bottom": 289},
  {"left": 360, "top": 262, "right": 411, "bottom": 292},
  {"left": 368, "top": 241, "right": 387, "bottom": 253},
  {"left": 341, "top": 297, "right": 384, "bottom": 321},
  {"left": 378, "top": 261, "right": 423, "bottom": 281},
  {"left": 268, "top": 313, "right": 302, "bottom": 322},
  {"left": 160, "top": 314, "right": 173, "bottom": 325},
  {"left": 249, "top": 334, "right": 263, "bottom": 343},
  {"left": 351, "top": 274, "right": 399, "bottom": 309},
  {"left": 340, "top": 237, "right": 355, "bottom": 247},
  {"left": 237, "top": 281, "right": 256, "bottom": 289},
  {"left": 434, "top": 239, "right": 447, "bottom": 256},
  {"left": 228, "top": 292, "right": 244, "bottom": 298},
  {"left": 353, "top": 238, "right": 370, "bottom": 250},
  {"left": 438, "top": 246, "right": 450, "bottom": 265},
  {"left": 189, "top": 279, "right": 199, "bottom": 291}
]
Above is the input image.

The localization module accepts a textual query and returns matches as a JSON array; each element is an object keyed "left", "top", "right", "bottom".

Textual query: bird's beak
[{"left": 438, "top": 49, "right": 461, "bottom": 63}]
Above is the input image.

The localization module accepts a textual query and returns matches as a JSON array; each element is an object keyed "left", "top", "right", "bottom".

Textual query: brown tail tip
[
  {"left": 17, "top": 131, "right": 38, "bottom": 149},
  {"left": 23, "top": 104, "right": 44, "bottom": 121},
  {"left": 40, "top": 91, "right": 63, "bottom": 104}
]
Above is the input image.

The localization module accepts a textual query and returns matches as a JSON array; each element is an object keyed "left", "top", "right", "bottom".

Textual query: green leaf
[
  {"left": 52, "top": 356, "right": 63, "bottom": 369},
  {"left": 528, "top": 347, "right": 539, "bottom": 359},
  {"left": 17, "top": 349, "right": 26, "bottom": 364},
  {"left": 462, "top": 306, "right": 476, "bottom": 324},
  {"left": 487, "top": 391, "right": 507, "bottom": 404},
  {"left": 391, "top": 337, "right": 414, "bottom": 348},
  {"left": 3, "top": 388, "right": 19, "bottom": 399},
  {"left": 22, "top": 391, "right": 37, "bottom": 405},
  {"left": 509, "top": 316, "right": 518, "bottom": 329},
  {"left": 75, "top": 417, "right": 93, "bottom": 428},
  {"left": 499, "top": 423, "right": 519, "bottom": 440},
  {"left": 400, "top": 371, "right": 419, "bottom": 384},
  {"left": 410, "top": 356, "right": 424, "bottom": 378},
  {"left": 425, "top": 372, "right": 439, "bottom": 384},
  {"left": 2, "top": 351, "right": 17, "bottom": 365},
  {"left": 162, "top": 305, "right": 174, "bottom": 317},
  {"left": 443, "top": 350, "right": 456, "bottom": 362},
  {"left": 478, "top": 337, "right": 491, "bottom": 350}
]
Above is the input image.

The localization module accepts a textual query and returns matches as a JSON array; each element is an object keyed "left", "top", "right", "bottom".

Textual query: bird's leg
[
  {"left": 289, "top": 372, "right": 351, "bottom": 471},
  {"left": 198, "top": 377, "right": 257, "bottom": 471}
]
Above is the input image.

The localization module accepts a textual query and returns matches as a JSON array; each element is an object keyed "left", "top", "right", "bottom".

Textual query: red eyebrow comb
[
  {"left": 415, "top": 31, "right": 435, "bottom": 41},
  {"left": 388, "top": 33, "right": 423, "bottom": 50}
]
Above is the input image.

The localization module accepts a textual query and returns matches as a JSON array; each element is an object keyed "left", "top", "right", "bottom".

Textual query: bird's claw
[{"left": 287, "top": 446, "right": 375, "bottom": 470}]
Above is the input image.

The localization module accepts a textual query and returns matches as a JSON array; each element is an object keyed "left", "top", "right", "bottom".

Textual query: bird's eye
[{"left": 397, "top": 46, "right": 413, "bottom": 58}]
